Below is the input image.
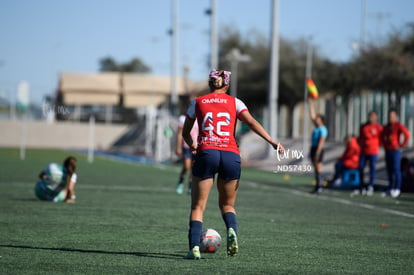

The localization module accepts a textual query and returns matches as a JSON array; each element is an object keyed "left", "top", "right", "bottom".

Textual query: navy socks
[
  {"left": 222, "top": 212, "right": 238, "bottom": 234},
  {"left": 188, "top": 213, "right": 238, "bottom": 250},
  {"left": 188, "top": 220, "right": 203, "bottom": 250},
  {"left": 315, "top": 172, "right": 322, "bottom": 188}
]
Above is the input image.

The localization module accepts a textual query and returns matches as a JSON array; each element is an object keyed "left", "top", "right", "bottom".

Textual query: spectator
[
  {"left": 357, "top": 111, "right": 383, "bottom": 196},
  {"left": 382, "top": 109, "right": 411, "bottom": 198},
  {"left": 328, "top": 136, "right": 360, "bottom": 185}
]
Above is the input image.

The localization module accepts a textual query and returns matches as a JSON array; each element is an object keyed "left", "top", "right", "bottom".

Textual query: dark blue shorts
[
  {"left": 310, "top": 146, "right": 324, "bottom": 162},
  {"left": 192, "top": 149, "right": 241, "bottom": 180},
  {"left": 182, "top": 147, "right": 193, "bottom": 160}
]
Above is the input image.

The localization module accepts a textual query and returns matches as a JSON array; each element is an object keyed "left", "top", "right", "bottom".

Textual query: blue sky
[{"left": 0, "top": 0, "right": 413, "bottom": 103}]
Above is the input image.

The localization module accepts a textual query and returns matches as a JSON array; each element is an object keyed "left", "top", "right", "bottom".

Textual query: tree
[
  {"left": 352, "top": 24, "right": 414, "bottom": 106},
  {"left": 99, "top": 56, "right": 151, "bottom": 73},
  {"left": 218, "top": 28, "right": 334, "bottom": 136}
]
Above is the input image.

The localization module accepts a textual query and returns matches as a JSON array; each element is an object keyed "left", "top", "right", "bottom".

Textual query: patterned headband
[{"left": 209, "top": 69, "right": 232, "bottom": 85}]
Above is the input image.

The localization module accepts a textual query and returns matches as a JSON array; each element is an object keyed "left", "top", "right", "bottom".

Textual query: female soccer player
[
  {"left": 35, "top": 156, "right": 77, "bottom": 203},
  {"left": 175, "top": 109, "right": 199, "bottom": 195},
  {"left": 182, "top": 70, "right": 285, "bottom": 259}
]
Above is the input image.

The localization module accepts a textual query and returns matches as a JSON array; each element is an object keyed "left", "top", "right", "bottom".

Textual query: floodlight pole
[
  {"left": 302, "top": 41, "right": 313, "bottom": 160},
  {"left": 210, "top": 0, "right": 218, "bottom": 69},
  {"left": 268, "top": 0, "right": 280, "bottom": 149},
  {"left": 226, "top": 48, "right": 251, "bottom": 98},
  {"left": 88, "top": 116, "right": 95, "bottom": 163},
  {"left": 360, "top": 0, "right": 366, "bottom": 51},
  {"left": 170, "top": 0, "right": 179, "bottom": 115}
]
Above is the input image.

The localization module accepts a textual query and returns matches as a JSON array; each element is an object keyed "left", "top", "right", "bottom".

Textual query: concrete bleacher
[{"left": 0, "top": 120, "right": 128, "bottom": 150}]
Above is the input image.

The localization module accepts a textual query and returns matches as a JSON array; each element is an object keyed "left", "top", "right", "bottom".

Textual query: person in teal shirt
[{"left": 308, "top": 98, "right": 328, "bottom": 194}]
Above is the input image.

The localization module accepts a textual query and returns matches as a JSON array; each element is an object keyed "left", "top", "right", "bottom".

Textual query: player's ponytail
[
  {"left": 63, "top": 156, "right": 77, "bottom": 201},
  {"left": 63, "top": 156, "right": 77, "bottom": 176},
  {"left": 212, "top": 77, "right": 223, "bottom": 89}
]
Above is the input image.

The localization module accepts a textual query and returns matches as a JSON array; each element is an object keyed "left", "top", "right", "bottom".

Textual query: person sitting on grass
[
  {"left": 35, "top": 156, "right": 77, "bottom": 203},
  {"left": 328, "top": 136, "right": 360, "bottom": 186}
]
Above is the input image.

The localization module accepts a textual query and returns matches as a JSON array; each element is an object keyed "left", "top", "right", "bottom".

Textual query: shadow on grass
[
  {"left": 0, "top": 244, "right": 184, "bottom": 260},
  {"left": 11, "top": 198, "right": 39, "bottom": 202}
]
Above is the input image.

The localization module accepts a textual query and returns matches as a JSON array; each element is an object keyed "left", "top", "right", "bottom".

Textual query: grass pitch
[{"left": 0, "top": 148, "right": 413, "bottom": 274}]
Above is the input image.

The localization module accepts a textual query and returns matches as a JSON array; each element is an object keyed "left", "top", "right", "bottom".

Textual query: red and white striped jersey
[{"left": 186, "top": 92, "right": 248, "bottom": 154}]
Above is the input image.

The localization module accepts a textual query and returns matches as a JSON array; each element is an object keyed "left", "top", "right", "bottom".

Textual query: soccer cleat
[
  {"left": 310, "top": 187, "right": 322, "bottom": 195},
  {"left": 184, "top": 246, "right": 201, "bottom": 260},
  {"left": 227, "top": 228, "right": 238, "bottom": 257},
  {"left": 176, "top": 183, "right": 184, "bottom": 195}
]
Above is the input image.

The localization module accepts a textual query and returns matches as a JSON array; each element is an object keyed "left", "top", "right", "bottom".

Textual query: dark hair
[
  {"left": 63, "top": 156, "right": 77, "bottom": 174},
  {"left": 388, "top": 108, "right": 398, "bottom": 115},
  {"left": 208, "top": 70, "right": 231, "bottom": 91},
  {"left": 316, "top": 114, "right": 325, "bottom": 124},
  {"left": 368, "top": 110, "right": 377, "bottom": 116}
]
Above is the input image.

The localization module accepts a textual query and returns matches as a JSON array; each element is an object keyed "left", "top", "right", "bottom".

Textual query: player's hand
[
  {"left": 272, "top": 142, "right": 285, "bottom": 154},
  {"left": 190, "top": 144, "right": 198, "bottom": 155},
  {"left": 176, "top": 147, "right": 182, "bottom": 156}
]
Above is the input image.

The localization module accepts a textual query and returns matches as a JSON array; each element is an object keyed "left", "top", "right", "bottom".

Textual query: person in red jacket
[
  {"left": 357, "top": 111, "right": 383, "bottom": 196},
  {"left": 382, "top": 109, "right": 411, "bottom": 198},
  {"left": 328, "top": 136, "right": 360, "bottom": 184}
]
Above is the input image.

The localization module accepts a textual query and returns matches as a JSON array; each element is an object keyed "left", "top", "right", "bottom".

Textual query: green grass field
[{"left": 1, "top": 148, "right": 413, "bottom": 274}]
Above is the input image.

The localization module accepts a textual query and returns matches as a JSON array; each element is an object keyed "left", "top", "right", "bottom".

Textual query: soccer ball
[{"left": 200, "top": 228, "right": 221, "bottom": 253}]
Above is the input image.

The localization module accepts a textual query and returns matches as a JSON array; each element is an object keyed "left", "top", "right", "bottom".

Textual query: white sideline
[
  {"left": 78, "top": 184, "right": 173, "bottom": 193},
  {"left": 10, "top": 181, "right": 414, "bottom": 218},
  {"left": 9, "top": 182, "right": 173, "bottom": 193},
  {"left": 245, "top": 181, "right": 414, "bottom": 219}
]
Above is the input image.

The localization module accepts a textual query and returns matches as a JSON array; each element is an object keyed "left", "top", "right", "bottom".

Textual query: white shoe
[
  {"left": 366, "top": 186, "right": 374, "bottom": 197},
  {"left": 391, "top": 189, "right": 401, "bottom": 198},
  {"left": 350, "top": 189, "right": 360, "bottom": 197}
]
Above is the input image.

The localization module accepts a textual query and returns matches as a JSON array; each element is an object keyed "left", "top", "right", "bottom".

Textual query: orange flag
[{"left": 306, "top": 78, "right": 319, "bottom": 99}]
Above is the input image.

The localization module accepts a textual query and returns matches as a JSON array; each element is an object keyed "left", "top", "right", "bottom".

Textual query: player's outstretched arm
[
  {"left": 239, "top": 111, "right": 285, "bottom": 154},
  {"left": 65, "top": 180, "right": 76, "bottom": 203},
  {"left": 307, "top": 97, "right": 317, "bottom": 122},
  {"left": 64, "top": 176, "right": 75, "bottom": 203}
]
